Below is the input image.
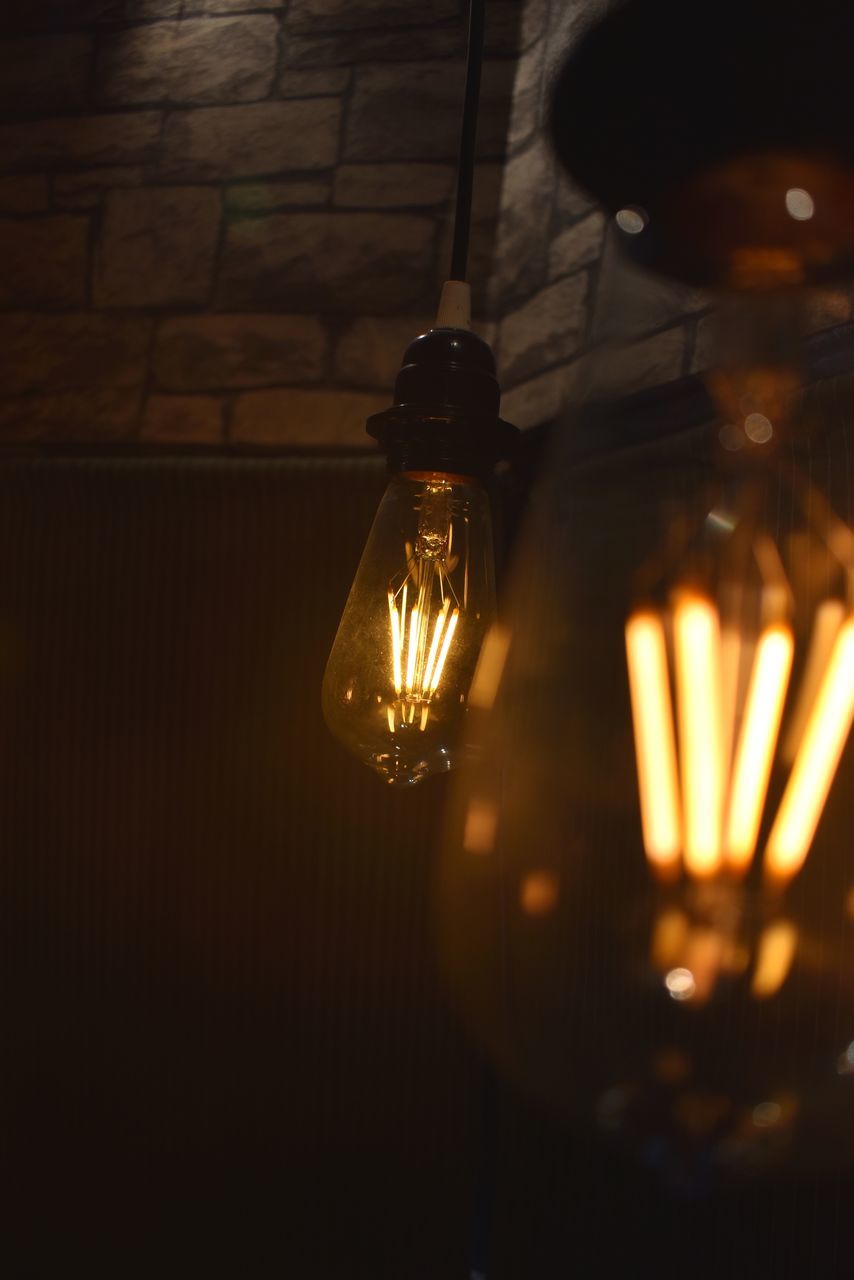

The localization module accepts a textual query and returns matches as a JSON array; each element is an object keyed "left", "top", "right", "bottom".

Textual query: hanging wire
[{"left": 450, "top": 0, "right": 486, "bottom": 282}]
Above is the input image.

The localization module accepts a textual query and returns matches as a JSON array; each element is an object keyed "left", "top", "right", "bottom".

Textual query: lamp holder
[
  {"left": 367, "top": 313, "right": 517, "bottom": 479},
  {"left": 364, "top": 0, "right": 518, "bottom": 477}
]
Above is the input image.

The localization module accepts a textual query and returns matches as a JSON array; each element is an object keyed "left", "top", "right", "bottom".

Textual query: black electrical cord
[{"left": 450, "top": 0, "right": 486, "bottom": 282}]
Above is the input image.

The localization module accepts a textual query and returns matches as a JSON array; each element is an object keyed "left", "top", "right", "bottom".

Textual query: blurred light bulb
[
  {"left": 437, "top": 52, "right": 854, "bottom": 1175},
  {"left": 323, "top": 471, "right": 495, "bottom": 786},
  {"left": 624, "top": 586, "right": 853, "bottom": 888}
]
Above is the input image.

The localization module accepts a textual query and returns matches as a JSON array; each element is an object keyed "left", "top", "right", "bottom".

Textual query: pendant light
[
  {"left": 437, "top": 0, "right": 854, "bottom": 1187},
  {"left": 322, "top": 0, "right": 517, "bottom": 787}
]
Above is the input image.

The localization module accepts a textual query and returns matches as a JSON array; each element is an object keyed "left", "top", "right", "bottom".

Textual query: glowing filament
[
  {"left": 423, "top": 599, "right": 450, "bottom": 694},
  {"left": 781, "top": 598, "right": 845, "bottom": 764},
  {"left": 625, "top": 611, "right": 681, "bottom": 871},
  {"left": 766, "top": 616, "right": 854, "bottom": 880},
  {"left": 405, "top": 605, "right": 419, "bottom": 694},
  {"left": 726, "top": 625, "right": 794, "bottom": 870},
  {"left": 431, "top": 609, "right": 459, "bottom": 694},
  {"left": 387, "top": 563, "right": 460, "bottom": 730},
  {"left": 388, "top": 591, "right": 402, "bottom": 696},
  {"left": 719, "top": 619, "right": 743, "bottom": 787},
  {"left": 674, "top": 595, "right": 724, "bottom": 877}
]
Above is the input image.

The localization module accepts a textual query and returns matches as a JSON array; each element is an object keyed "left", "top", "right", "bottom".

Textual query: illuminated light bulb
[
  {"left": 725, "top": 624, "right": 794, "bottom": 870},
  {"left": 323, "top": 470, "right": 497, "bottom": 786},
  {"left": 673, "top": 595, "right": 724, "bottom": 877},
  {"left": 625, "top": 611, "right": 681, "bottom": 872},
  {"left": 321, "top": 281, "right": 517, "bottom": 785},
  {"left": 766, "top": 615, "right": 854, "bottom": 880}
]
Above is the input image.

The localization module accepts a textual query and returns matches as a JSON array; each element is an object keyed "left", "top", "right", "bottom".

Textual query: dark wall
[
  {"left": 0, "top": 454, "right": 481, "bottom": 1275},
  {"left": 3, "top": 447, "right": 854, "bottom": 1277}
]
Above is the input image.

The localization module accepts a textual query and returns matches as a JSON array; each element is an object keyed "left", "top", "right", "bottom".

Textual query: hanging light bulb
[
  {"left": 322, "top": 324, "right": 510, "bottom": 785},
  {"left": 322, "top": 0, "right": 516, "bottom": 785},
  {"left": 436, "top": 0, "right": 854, "bottom": 1188}
]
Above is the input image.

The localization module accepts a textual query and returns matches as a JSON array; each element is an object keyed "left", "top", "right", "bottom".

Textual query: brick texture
[
  {"left": 0, "top": 0, "right": 707, "bottom": 446},
  {"left": 160, "top": 100, "right": 341, "bottom": 181},
  {"left": 217, "top": 212, "right": 436, "bottom": 312},
  {"left": 154, "top": 314, "right": 326, "bottom": 390},
  {"left": 97, "top": 17, "right": 278, "bottom": 107},
  {"left": 0, "top": 216, "right": 89, "bottom": 308},
  {"left": 141, "top": 394, "right": 224, "bottom": 442},
  {"left": 95, "top": 187, "right": 221, "bottom": 308},
  {"left": 0, "top": 313, "right": 151, "bottom": 396},
  {"left": 232, "top": 388, "right": 391, "bottom": 446},
  {"left": 0, "top": 112, "right": 161, "bottom": 173}
]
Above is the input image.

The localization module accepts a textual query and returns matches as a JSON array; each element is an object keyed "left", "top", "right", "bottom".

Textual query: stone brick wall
[
  {"left": 0, "top": 0, "right": 533, "bottom": 446},
  {"left": 6, "top": 0, "right": 815, "bottom": 445},
  {"left": 489, "top": 0, "right": 713, "bottom": 428},
  {"left": 496, "top": 0, "right": 854, "bottom": 428}
]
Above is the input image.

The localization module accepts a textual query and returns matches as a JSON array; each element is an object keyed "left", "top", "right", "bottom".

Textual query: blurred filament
[
  {"left": 625, "top": 482, "right": 854, "bottom": 891},
  {"left": 387, "top": 478, "right": 461, "bottom": 734}
]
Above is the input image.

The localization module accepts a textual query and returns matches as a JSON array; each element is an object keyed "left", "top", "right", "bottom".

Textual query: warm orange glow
[
  {"left": 463, "top": 796, "right": 498, "bottom": 855},
  {"left": 405, "top": 604, "right": 419, "bottom": 694},
  {"left": 725, "top": 625, "right": 794, "bottom": 870},
  {"left": 625, "top": 611, "right": 682, "bottom": 871},
  {"left": 684, "top": 927, "right": 726, "bottom": 1003},
  {"left": 387, "top": 563, "right": 460, "bottom": 731},
  {"left": 719, "top": 619, "right": 743, "bottom": 788},
  {"left": 469, "top": 623, "right": 511, "bottom": 710},
  {"left": 781, "top": 598, "right": 845, "bottom": 764},
  {"left": 520, "top": 870, "right": 559, "bottom": 916},
  {"left": 388, "top": 592, "right": 403, "bottom": 696},
  {"left": 651, "top": 908, "right": 689, "bottom": 971},
  {"left": 674, "top": 595, "right": 724, "bottom": 877},
  {"left": 422, "top": 599, "right": 450, "bottom": 694},
  {"left": 430, "top": 608, "right": 459, "bottom": 694},
  {"left": 751, "top": 919, "right": 798, "bottom": 998},
  {"left": 766, "top": 616, "right": 854, "bottom": 880}
]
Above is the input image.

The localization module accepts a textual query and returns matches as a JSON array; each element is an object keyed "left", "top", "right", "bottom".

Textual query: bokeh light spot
[
  {"left": 520, "top": 869, "right": 559, "bottom": 916},
  {"left": 665, "top": 967, "right": 696, "bottom": 1001},
  {"left": 744, "top": 412, "right": 773, "bottom": 443},
  {"left": 616, "top": 206, "right": 648, "bottom": 235},
  {"left": 719, "top": 422, "right": 746, "bottom": 452},
  {"left": 752, "top": 1100, "right": 782, "bottom": 1128},
  {"left": 785, "top": 187, "right": 815, "bottom": 221}
]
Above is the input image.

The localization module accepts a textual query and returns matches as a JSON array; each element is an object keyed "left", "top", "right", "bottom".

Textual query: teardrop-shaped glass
[{"left": 323, "top": 470, "right": 496, "bottom": 786}]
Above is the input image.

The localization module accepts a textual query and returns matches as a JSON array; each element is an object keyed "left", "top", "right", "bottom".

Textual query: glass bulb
[
  {"left": 436, "top": 341, "right": 854, "bottom": 1189},
  {"left": 322, "top": 470, "right": 496, "bottom": 786}
]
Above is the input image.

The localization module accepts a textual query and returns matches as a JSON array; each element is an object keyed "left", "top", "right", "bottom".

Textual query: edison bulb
[
  {"left": 438, "top": 401, "right": 854, "bottom": 1188},
  {"left": 322, "top": 470, "right": 496, "bottom": 786}
]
